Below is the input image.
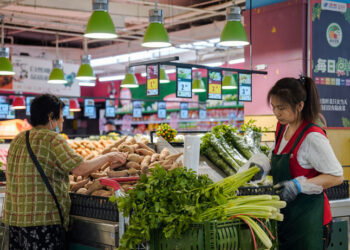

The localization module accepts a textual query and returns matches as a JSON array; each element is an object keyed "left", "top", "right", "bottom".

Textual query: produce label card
[
  {"left": 207, "top": 70, "right": 222, "bottom": 100},
  {"left": 105, "top": 99, "right": 116, "bottom": 118},
  {"left": 133, "top": 101, "right": 142, "bottom": 118},
  {"left": 238, "top": 73, "right": 252, "bottom": 102},
  {"left": 84, "top": 99, "right": 95, "bottom": 118},
  {"left": 176, "top": 67, "right": 192, "bottom": 98},
  {"left": 199, "top": 104, "right": 206, "bottom": 120},
  {"left": 146, "top": 64, "right": 159, "bottom": 96},
  {"left": 60, "top": 98, "right": 70, "bottom": 117},
  {"left": 180, "top": 102, "right": 189, "bottom": 119},
  {"left": 157, "top": 101, "right": 167, "bottom": 119},
  {"left": 26, "top": 96, "right": 35, "bottom": 116}
]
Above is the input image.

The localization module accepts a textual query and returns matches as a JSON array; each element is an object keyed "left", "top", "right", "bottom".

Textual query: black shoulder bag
[{"left": 25, "top": 130, "right": 67, "bottom": 249}]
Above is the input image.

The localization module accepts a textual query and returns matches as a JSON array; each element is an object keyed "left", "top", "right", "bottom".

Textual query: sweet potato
[
  {"left": 127, "top": 154, "right": 142, "bottom": 163},
  {"left": 159, "top": 148, "right": 170, "bottom": 160},
  {"left": 71, "top": 179, "right": 89, "bottom": 192},
  {"left": 126, "top": 137, "right": 137, "bottom": 145},
  {"left": 165, "top": 153, "right": 183, "bottom": 161},
  {"left": 126, "top": 161, "right": 141, "bottom": 170},
  {"left": 136, "top": 148, "right": 153, "bottom": 156},
  {"left": 107, "top": 170, "right": 129, "bottom": 178},
  {"left": 84, "top": 181, "right": 93, "bottom": 189},
  {"left": 76, "top": 188, "right": 88, "bottom": 195},
  {"left": 141, "top": 165, "right": 149, "bottom": 174},
  {"left": 118, "top": 144, "right": 134, "bottom": 154},
  {"left": 128, "top": 168, "right": 139, "bottom": 176},
  {"left": 91, "top": 189, "right": 113, "bottom": 197},
  {"left": 151, "top": 153, "right": 160, "bottom": 162},
  {"left": 130, "top": 144, "right": 139, "bottom": 151},
  {"left": 91, "top": 172, "right": 107, "bottom": 179},
  {"left": 110, "top": 161, "right": 125, "bottom": 170},
  {"left": 102, "top": 136, "right": 127, "bottom": 154},
  {"left": 86, "top": 179, "right": 104, "bottom": 195},
  {"left": 141, "top": 155, "right": 151, "bottom": 168},
  {"left": 137, "top": 142, "right": 155, "bottom": 153}
]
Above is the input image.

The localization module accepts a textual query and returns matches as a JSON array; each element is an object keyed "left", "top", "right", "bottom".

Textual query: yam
[
  {"left": 127, "top": 154, "right": 142, "bottom": 163},
  {"left": 91, "top": 189, "right": 113, "bottom": 197},
  {"left": 159, "top": 148, "right": 170, "bottom": 160},
  {"left": 107, "top": 170, "right": 129, "bottom": 178},
  {"left": 110, "top": 161, "right": 125, "bottom": 170},
  {"left": 151, "top": 153, "right": 160, "bottom": 163},
  {"left": 141, "top": 155, "right": 151, "bottom": 168},
  {"left": 126, "top": 137, "right": 137, "bottom": 145},
  {"left": 165, "top": 153, "right": 183, "bottom": 161},
  {"left": 86, "top": 180, "right": 103, "bottom": 195},
  {"left": 130, "top": 144, "right": 139, "bottom": 151},
  {"left": 118, "top": 144, "right": 134, "bottom": 154},
  {"left": 71, "top": 179, "right": 89, "bottom": 192},
  {"left": 128, "top": 168, "right": 139, "bottom": 176},
  {"left": 141, "top": 165, "right": 149, "bottom": 174},
  {"left": 136, "top": 148, "right": 153, "bottom": 156},
  {"left": 91, "top": 172, "right": 107, "bottom": 179},
  {"left": 84, "top": 180, "right": 93, "bottom": 189},
  {"left": 137, "top": 142, "right": 156, "bottom": 153},
  {"left": 126, "top": 161, "right": 141, "bottom": 170},
  {"left": 102, "top": 136, "right": 127, "bottom": 154},
  {"left": 76, "top": 188, "right": 88, "bottom": 195}
]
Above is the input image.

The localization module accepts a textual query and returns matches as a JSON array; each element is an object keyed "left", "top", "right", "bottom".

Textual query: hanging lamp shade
[
  {"left": 12, "top": 96, "right": 26, "bottom": 109},
  {"left": 142, "top": 9, "right": 171, "bottom": 48},
  {"left": 48, "top": 60, "right": 67, "bottom": 84},
  {"left": 192, "top": 72, "right": 206, "bottom": 93},
  {"left": 84, "top": 0, "right": 117, "bottom": 39},
  {"left": 0, "top": 48, "right": 15, "bottom": 76},
  {"left": 69, "top": 99, "right": 81, "bottom": 112},
  {"left": 159, "top": 66, "right": 170, "bottom": 84},
  {"left": 121, "top": 67, "right": 138, "bottom": 88},
  {"left": 218, "top": 6, "right": 249, "bottom": 47},
  {"left": 222, "top": 72, "right": 237, "bottom": 89},
  {"left": 76, "top": 55, "right": 96, "bottom": 80}
]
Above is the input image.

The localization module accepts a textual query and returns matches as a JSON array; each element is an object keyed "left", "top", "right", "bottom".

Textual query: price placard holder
[
  {"left": 60, "top": 98, "right": 70, "bottom": 117},
  {"left": 133, "top": 101, "right": 142, "bottom": 118},
  {"left": 105, "top": 99, "right": 116, "bottom": 118},
  {"left": 26, "top": 96, "right": 35, "bottom": 116},
  {"left": 238, "top": 73, "right": 252, "bottom": 102},
  {"left": 157, "top": 101, "right": 167, "bottom": 119},
  {"left": 207, "top": 70, "right": 222, "bottom": 100},
  {"left": 180, "top": 102, "right": 189, "bottom": 119},
  {"left": 176, "top": 67, "right": 192, "bottom": 98},
  {"left": 199, "top": 104, "right": 206, "bottom": 120},
  {"left": 84, "top": 99, "right": 95, "bottom": 118},
  {"left": 146, "top": 64, "right": 160, "bottom": 96}
]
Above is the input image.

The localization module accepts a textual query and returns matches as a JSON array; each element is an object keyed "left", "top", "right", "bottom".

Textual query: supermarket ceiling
[{"left": 1, "top": 0, "right": 247, "bottom": 75}]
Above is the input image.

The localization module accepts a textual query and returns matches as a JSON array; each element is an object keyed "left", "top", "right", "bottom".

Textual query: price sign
[
  {"left": 7, "top": 106, "right": 15, "bottom": 119},
  {"left": 238, "top": 73, "right": 252, "bottom": 102},
  {"left": 157, "top": 101, "right": 167, "bottom": 119},
  {"left": 207, "top": 70, "right": 222, "bottom": 100},
  {"left": 84, "top": 99, "right": 95, "bottom": 118},
  {"left": 176, "top": 67, "right": 192, "bottom": 98},
  {"left": 199, "top": 104, "right": 206, "bottom": 120},
  {"left": 26, "top": 96, "right": 35, "bottom": 116},
  {"left": 0, "top": 104, "right": 9, "bottom": 116},
  {"left": 133, "top": 101, "right": 142, "bottom": 118},
  {"left": 180, "top": 102, "right": 189, "bottom": 119},
  {"left": 146, "top": 64, "right": 159, "bottom": 96},
  {"left": 60, "top": 98, "right": 70, "bottom": 117},
  {"left": 105, "top": 99, "right": 115, "bottom": 118}
]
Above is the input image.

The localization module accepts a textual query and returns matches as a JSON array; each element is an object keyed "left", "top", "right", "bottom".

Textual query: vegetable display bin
[
  {"left": 149, "top": 220, "right": 278, "bottom": 250},
  {"left": 327, "top": 220, "right": 348, "bottom": 250},
  {"left": 325, "top": 180, "right": 349, "bottom": 200}
]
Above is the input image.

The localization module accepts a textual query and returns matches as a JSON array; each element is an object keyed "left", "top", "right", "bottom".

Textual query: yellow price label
[
  {"left": 147, "top": 79, "right": 158, "bottom": 90},
  {"left": 209, "top": 84, "right": 221, "bottom": 94}
]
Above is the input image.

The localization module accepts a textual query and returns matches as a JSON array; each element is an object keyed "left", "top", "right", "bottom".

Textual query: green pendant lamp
[
  {"left": 48, "top": 59, "right": 67, "bottom": 84},
  {"left": 121, "top": 67, "right": 138, "bottom": 88},
  {"left": 0, "top": 16, "right": 15, "bottom": 76},
  {"left": 159, "top": 66, "right": 170, "bottom": 84},
  {"left": 218, "top": 3, "right": 249, "bottom": 47},
  {"left": 142, "top": 2, "right": 171, "bottom": 48},
  {"left": 84, "top": 0, "right": 117, "bottom": 39},
  {"left": 192, "top": 71, "right": 206, "bottom": 93},
  {"left": 76, "top": 54, "right": 96, "bottom": 81},
  {"left": 222, "top": 72, "right": 238, "bottom": 89}
]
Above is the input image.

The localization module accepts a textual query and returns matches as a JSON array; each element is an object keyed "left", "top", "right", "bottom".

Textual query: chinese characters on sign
[
  {"left": 238, "top": 73, "right": 252, "bottom": 102},
  {"left": 176, "top": 67, "right": 192, "bottom": 98},
  {"left": 207, "top": 70, "right": 222, "bottom": 100}
]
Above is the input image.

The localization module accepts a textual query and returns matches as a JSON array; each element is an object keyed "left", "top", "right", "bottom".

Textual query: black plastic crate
[
  {"left": 325, "top": 180, "right": 349, "bottom": 200},
  {"left": 69, "top": 193, "right": 119, "bottom": 222},
  {"left": 0, "top": 171, "right": 5, "bottom": 182},
  {"left": 237, "top": 185, "right": 275, "bottom": 196}
]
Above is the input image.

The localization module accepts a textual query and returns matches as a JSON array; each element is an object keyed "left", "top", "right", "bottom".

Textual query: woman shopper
[
  {"left": 3, "top": 94, "right": 126, "bottom": 250},
  {"left": 268, "top": 76, "right": 343, "bottom": 249}
]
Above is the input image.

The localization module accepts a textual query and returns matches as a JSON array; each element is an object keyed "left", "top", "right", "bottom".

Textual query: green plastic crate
[{"left": 149, "top": 220, "right": 278, "bottom": 250}]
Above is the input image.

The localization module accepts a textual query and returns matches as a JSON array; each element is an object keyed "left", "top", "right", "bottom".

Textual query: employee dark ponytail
[{"left": 267, "top": 76, "right": 320, "bottom": 123}]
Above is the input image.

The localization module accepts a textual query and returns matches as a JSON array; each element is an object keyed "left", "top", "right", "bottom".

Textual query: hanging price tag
[
  {"left": 207, "top": 70, "right": 222, "bottom": 100},
  {"left": 238, "top": 73, "right": 252, "bottom": 102},
  {"left": 176, "top": 67, "right": 192, "bottom": 98},
  {"left": 133, "top": 101, "right": 142, "bottom": 118},
  {"left": 199, "top": 104, "right": 206, "bottom": 120},
  {"left": 84, "top": 99, "right": 95, "bottom": 118},
  {"left": 180, "top": 102, "right": 189, "bottom": 119},
  {"left": 105, "top": 99, "right": 116, "bottom": 118},
  {"left": 26, "top": 96, "right": 34, "bottom": 116},
  {"left": 60, "top": 98, "right": 70, "bottom": 117},
  {"left": 146, "top": 64, "right": 160, "bottom": 96},
  {"left": 157, "top": 102, "right": 167, "bottom": 119}
]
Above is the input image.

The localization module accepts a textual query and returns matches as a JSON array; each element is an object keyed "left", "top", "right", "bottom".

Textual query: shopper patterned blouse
[{"left": 3, "top": 128, "right": 83, "bottom": 229}]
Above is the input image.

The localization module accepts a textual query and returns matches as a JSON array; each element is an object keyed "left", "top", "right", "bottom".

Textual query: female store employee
[{"left": 268, "top": 77, "right": 343, "bottom": 249}]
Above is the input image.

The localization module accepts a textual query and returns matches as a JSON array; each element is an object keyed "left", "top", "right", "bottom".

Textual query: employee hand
[
  {"left": 274, "top": 179, "right": 301, "bottom": 203},
  {"left": 240, "top": 153, "right": 271, "bottom": 181},
  {"left": 107, "top": 152, "right": 127, "bottom": 168}
]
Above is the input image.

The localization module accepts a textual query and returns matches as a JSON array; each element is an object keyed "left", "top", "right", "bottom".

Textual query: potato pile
[{"left": 69, "top": 136, "right": 183, "bottom": 196}]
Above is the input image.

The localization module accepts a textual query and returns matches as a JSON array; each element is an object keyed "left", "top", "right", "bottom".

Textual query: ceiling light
[
  {"left": 222, "top": 72, "right": 237, "bottom": 90},
  {"left": 99, "top": 74, "right": 124, "bottom": 82},
  {"left": 228, "top": 58, "right": 245, "bottom": 65},
  {"left": 192, "top": 71, "right": 206, "bottom": 93},
  {"left": 142, "top": 6, "right": 171, "bottom": 48},
  {"left": 0, "top": 16, "right": 15, "bottom": 76},
  {"left": 84, "top": 0, "right": 117, "bottom": 39},
  {"left": 160, "top": 66, "right": 170, "bottom": 84},
  {"left": 121, "top": 67, "right": 138, "bottom": 88},
  {"left": 48, "top": 59, "right": 67, "bottom": 84},
  {"left": 76, "top": 54, "right": 96, "bottom": 81},
  {"left": 12, "top": 96, "right": 26, "bottom": 109},
  {"left": 218, "top": 4, "right": 249, "bottom": 47},
  {"left": 79, "top": 80, "right": 96, "bottom": 87},
  {"left": 69, "top": 99, "right": 81, "bottom": 112}
]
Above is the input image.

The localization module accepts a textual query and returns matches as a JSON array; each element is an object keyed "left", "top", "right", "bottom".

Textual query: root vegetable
[
  {"left": 102, "top": 136, "right": 127, "bottom": 154},
  {"left": 159, "top": 148, "right": 170, "bottom": 160},
  {"left": 151, "top": 154, "right": 160, "bottom": 162},
  {"left": 126, "top": 161, "right": 141, "bottom": 170},
  {"left": 126, "top": 137, "right": 137, "bottom": 145},
  {"left": 141, "top": 165, "right": 149, "bottom": 174},
  {"left": 137, "top": 143, "right": 155, "bottom": 153},
  {"left": 110, "top": 161, "right": 125, "bottom": 170},
  {"left": 76, "top": 188, "right": 88, "bottom": 194},
  {"left": 128, "top": 168, "right": 140, "bottom": 176},
  {"left": 118, "top": 144, "right": 134, "bottom": 154},
  {"left": 130, "top": 144, "right": 139, "bottom": 151},
  {"left": 69, "top": 175, "right": 74, "bottom": 182},
  {"left": 136, "top": 149, "right": 153, "bottom": 156},
  {"left": 76, "top": 176, "right": 83, "bottom": 182},
  {"left": 91, "top": 172, "right": 107, "bottom": 179},
  {"left": 127, "top": 154, "right": 142, "bottom": 163},
  {"left": 141, "top": 155, "right": 151, "bottom": 168},
  {"left": 91, "top": 189, "right": 113, "bottom": 197},
  {"left": 84, "top": 181, "right": 93, "bottom": 189},
  {"left": 86, "top": 180, "right": 104, "bottom": 195},
  {"left": 165, "top": 153, "right": 183, "bottom": 161},
  {"left": 71, "top": 179, "right": 89, "bottom": 192},
  {"left": 107, "top": 170, "right": 129, "bottom": 178}
]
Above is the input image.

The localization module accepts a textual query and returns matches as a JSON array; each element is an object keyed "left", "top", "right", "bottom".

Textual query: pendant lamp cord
[
  {"left": 83, "top": 38, "right": 88, "bottom": 55},
  {"left": 1, "top": 15, "right": 4, "bottom": 47},
  {"left": 249, "top": 0, "right": 252, "bottom": 70},
  {"left": 155, "top": 0, "right": 158, "bottom": 9},
  {"left": 55, "top": 33, "right": 59, "bottom": 59}
]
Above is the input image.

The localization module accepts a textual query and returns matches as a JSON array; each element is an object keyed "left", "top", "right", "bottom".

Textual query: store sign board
[
  {"left": 25, "top": 96, "right": 35, "bottom": 116},
  {"left": 84, "top": 99, "right": 96, "bottom": 118},
  {"left": 180, "top": 102, "right": 189, "bottom": 119},
  {"left": 2, "top": 56, "right": 80, "bottom": 97},
  {"left": 146, "top": 64, "right": 159, "bottom": 96},
  {"left": 207, "top": 70, "right": 222, "bottom": 100},
  {"left": 105, "top": 99, "right": 116, "bottom": 118},
  {"left": 133, "top": 101, "right": 142, "bottom": 118},
  {"left": 199, "top": 104, "right": 207, "bottom": 120},
  {"left": 238, "top": 73, "right": 252, "bottom": 102},
  {"left": 0, "top": 104, "right": 9, "bottom": 116},
  {"left": 176, "top": 67, "right": 192, "bottom": 98},
  {"left": 310, "top": 0, "right": 350, "bottom": 127},
  {"left": 157, "top": 101, "right": 167, "bottom": 119}
]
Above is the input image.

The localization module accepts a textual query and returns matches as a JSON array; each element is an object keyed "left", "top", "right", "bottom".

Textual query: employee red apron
[{"left": 271, "top": 121, "right": 332, "bottom": 250}]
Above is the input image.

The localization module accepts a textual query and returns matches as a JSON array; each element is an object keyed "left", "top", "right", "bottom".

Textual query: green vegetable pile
[{"left": 115, "top": 166, "right": 285, "bottom": 250}]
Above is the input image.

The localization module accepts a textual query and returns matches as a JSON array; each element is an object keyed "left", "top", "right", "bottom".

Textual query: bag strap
[{"left": 25, "top": 130, "right": 64, "bottom": 226}]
